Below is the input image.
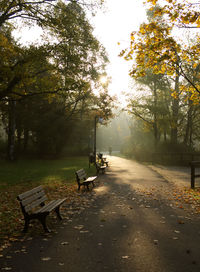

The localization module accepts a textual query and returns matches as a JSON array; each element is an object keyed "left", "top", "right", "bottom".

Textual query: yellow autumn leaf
[
  {"left": 139, "top": 27, "right": 146, "bottom": 35},
  {"left": 147, "top": 0, "right": 158, "bottom": 4},
  {"left": 196, "top": 17, "right": 200, "bottom": 27},
  {"left": 131, "top": 35, "right": 135, "bottom": 41}
]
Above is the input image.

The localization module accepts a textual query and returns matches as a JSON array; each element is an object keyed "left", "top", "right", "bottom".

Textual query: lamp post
[
  {"left": 94, "top": 116, "right": 97, "bottom": 162},
  {"left": 93, "top": 116, "right": 103, "bottom": 162}
]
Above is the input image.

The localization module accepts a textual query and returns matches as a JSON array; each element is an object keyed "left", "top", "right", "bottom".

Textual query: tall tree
[
  {"left": 0, "top": 1, "right": 113, "bottom": 160},
  {"left": 120, "top": 5, "right": 200, "bottom": 102}
]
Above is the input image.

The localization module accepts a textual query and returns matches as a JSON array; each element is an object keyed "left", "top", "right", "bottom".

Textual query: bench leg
[
  {"left": 23, "top": 218, "right": 30, "bottom": 233},
  {"left": 55, "top": 206, "right": 62, "bottom": 220},
  {"left": 38, "top": 214, "right": 51, "bottom": 233}
]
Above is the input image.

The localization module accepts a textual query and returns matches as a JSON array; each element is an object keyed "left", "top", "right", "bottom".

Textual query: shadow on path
[{"left": 1, "top": 156, "right": 200, "bottom": 272}]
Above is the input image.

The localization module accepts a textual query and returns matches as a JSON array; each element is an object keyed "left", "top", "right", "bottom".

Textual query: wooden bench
[
  {"left": 102, "top": 157, "right": 109, "bottom": 167},
  {"left": 75, "top": 169, "right": 97, "bottom": 191},
  {"left": 97, "top": 153, "right": 108, "bottom": 167},
  {"left": 190, "top": 161, "right": 200, "bottom": 188},
  {"left": 95, "top": 162, "right": 106, "bottom": 174},
  {"left": 17, "top": 186, "right": 66, "bottom": 233}
]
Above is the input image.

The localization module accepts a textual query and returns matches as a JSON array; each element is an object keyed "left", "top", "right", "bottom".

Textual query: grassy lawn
[
  {"left": 0, "top": 156, "right": 96, "bottom": 250},
  {"left": 0, "top": 157, "right": 95, "bottom": 189}
]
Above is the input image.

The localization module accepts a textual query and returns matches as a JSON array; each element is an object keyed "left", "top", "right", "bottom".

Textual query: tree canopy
[
  {"left": 0, "top": 0, "right": 114, "bottom": 159},
  {"left": 120, "top": 2, "right": 200, "bottom": 153},
  {"left": 0, "top": 0, "right": 104, "bottom": 27},
  {"left": 120, "top": 3, "right": 200, "bottom": 103},
  {"left": 145, "top": 0, "right": 200, "bottom": 28}
]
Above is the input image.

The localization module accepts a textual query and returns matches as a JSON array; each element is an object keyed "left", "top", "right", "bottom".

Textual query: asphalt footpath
[{"left": 0, "top": 156, "right": 200, "bottom": 272}]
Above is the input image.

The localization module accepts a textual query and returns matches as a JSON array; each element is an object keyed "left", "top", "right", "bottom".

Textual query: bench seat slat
[
  {"left": 86, "top": 176, "right": 97, "bottom": 182},
  {"left": 37, "top": 199, "right": 66, "bottom": 214}
]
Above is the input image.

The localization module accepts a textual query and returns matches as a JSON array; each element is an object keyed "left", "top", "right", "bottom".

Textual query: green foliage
[
  {"left": 156, "top": 141, "right": 195, "bottom": 154},
  {"left": 121, "top": 119, "right": 155, "bottom": 159},
  {"left": 0, "top": 1, "right": 114, "bottom": 160},
  {"left": 0, "top": 0, "right": 105, "bottom": 28}
]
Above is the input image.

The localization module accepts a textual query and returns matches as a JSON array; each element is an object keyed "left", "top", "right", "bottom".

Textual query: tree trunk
[
  {"left": 171, "top": 65, "right": 180, "bottom": 144},
  {"left": 164, "top": 129, "right": 167, "bottom": 142},
  {"left": 23, "top": 129, "right": 29, "bottom": 152},
  {"left": 7, "top": 100, "right": 16, "bottom": 161},
  {"left": 16, "top": 126, "right": 22, "bottom": 155},
  {"left": 153, "top": 80, "right": 159, "bottom": 149},
  {"left": 184, "top": 99, "right": 193, "bottom": 146}
]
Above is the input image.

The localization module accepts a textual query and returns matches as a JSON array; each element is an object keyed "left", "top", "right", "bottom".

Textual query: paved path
[{"left": 1, "top": 156, "right": 200, "bottom": 272}]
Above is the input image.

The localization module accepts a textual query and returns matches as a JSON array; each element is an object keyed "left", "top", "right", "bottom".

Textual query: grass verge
[{"left": 0, "top": 156, "right": 96, "bottom": 251}]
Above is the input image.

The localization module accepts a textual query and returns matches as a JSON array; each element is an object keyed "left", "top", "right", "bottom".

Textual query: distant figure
[
  {"left": 89, "top": 152, "right": 95, "bottom": 163},
  {"left": 109, "top": 146, "right": 112, "bottom": 156}
]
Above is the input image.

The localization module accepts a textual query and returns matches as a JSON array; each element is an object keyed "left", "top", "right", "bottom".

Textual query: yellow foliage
[
  {"left": 147, "top": 0, "right": 158, "bottom": 4},
  {"left": 196, "top": 17, "right": 200, "bottom": 27},
  {"left": 120, "top": 0, "right": 200, "bottom": 104}
]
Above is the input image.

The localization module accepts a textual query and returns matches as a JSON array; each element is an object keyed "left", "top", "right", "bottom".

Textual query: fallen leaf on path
[
  {"left": 41, "top": 257, "right": 51, "bottom": 261},
  {"left": 122, "top": 256, "right": 130, "bottom": 259},
  {"left": 153, "top": 240, "right": 158, "bottom": 245},
  {"left": 61, "top": 242, "right": 69, "bottom": 245},
  {"left": 74, "top": 225, "right": 84, "bottom": 230}
]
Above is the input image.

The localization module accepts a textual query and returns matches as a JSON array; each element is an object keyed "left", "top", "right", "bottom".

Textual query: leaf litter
[{"left": 0, "top": 183, "right": 96, "bottom": 252}]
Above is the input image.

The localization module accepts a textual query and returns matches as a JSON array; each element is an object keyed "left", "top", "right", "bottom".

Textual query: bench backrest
[
  {"left": 96, "top": 162, "right": 101, "bottom": 168},
  {"left": 17, "top": 186, "right": 47, "bottom": 214},
  {"left": 76, "top": 169, "right": 87, "bottom": 183}
]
